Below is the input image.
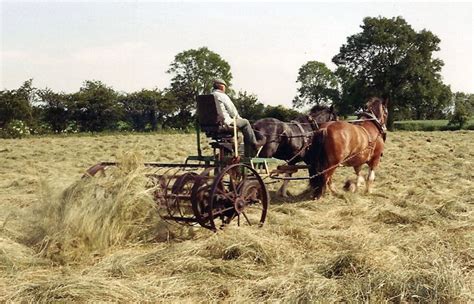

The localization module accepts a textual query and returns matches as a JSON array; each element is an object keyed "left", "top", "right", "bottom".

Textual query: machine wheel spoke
[{"left": 242, "top": 212, "right": 252, "bottom": 226}]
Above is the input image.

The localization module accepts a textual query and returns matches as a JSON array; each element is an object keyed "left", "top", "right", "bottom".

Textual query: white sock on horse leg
[
  {"left": 357, "top": 174, "right": 365, "bottom": 187},
  {"left": 366, "top": 170, "right": 375, "bottom": 193}
]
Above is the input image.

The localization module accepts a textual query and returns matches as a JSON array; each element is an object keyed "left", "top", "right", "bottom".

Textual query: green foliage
[
  {"left": 119, "top": 89, "right": 177, "bottom": 131},
  {"left": 167, "top": 47, "right": 232, "bottom": 128},
  {"left": 448, "top": 93, "right": 473, "bottom": 129},
  {"left": 0, "top": 79, "right": 35, "bottom": 128},
  {"left": 232, "top": 91, "right": 265, "bottom": 122},
  {"left": 448, "top": 108, "right": 468, "bottom": 130},
  {"left": 333, "top": 16, "right": 451, "bottom": 128},
  {"left": 71, "top": 80, "right": 122, "bottom": 132},
  {"left": 393, "top": 117, "right": 474, "bottom": 131},
  {"left": 293, "top": 61, "right": 339, "bottom": 108},
  {"left": 37, "top": 88, "right": 72, "bottom": 132},
  {"left": 0, "top": 119, "right": 31, "bottom": 138},
  {"left": 263, "top": 105, "right": 300, "bottom": 121}
]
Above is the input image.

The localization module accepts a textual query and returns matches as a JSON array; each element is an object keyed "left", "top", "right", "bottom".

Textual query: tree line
[
  {"left": 1, "top": 16, "right": 472, "bottom": 138},
  {"left": 0, "top": 78, "right": 300, "bottom": 137}
]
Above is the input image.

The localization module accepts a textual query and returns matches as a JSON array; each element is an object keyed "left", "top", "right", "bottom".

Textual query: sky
[{"left": 1, "top": 1, "right": 473, "bottom": 107}]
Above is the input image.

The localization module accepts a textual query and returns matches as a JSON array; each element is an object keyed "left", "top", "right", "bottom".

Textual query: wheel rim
[{"left": 208, "top": 163, "right": 268, "bottom": 230}]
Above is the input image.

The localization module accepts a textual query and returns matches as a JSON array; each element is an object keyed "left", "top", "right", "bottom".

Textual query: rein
[
  {"left": 273, "top": 132, "right": 382, "bottom": 181},
  {"left": 356, "top": 111, "right": 387, "bottom": 141},
  {"left": 252, "top": 114, "right": 322, "bottom": 139}
]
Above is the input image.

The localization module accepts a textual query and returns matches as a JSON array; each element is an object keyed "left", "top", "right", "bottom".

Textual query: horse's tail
[{"left": 307, "top": 128, "right": 328, "bottom": 199}]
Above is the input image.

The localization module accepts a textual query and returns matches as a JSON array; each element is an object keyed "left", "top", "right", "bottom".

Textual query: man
[{"left": 211, "top": 78, "right": 258, "bottom": 157}]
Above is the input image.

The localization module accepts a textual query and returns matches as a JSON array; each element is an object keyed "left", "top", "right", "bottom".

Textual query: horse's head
[
  {"left": 365, "top": 97, "right": 388, "bottom": 127},
  {"left": 308, "top": 105, "right": 338, "bottom": 123}
]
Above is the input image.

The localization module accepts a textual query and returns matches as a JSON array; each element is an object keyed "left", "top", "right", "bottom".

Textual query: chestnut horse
[
  {"left": 253, "top": 105, "right": 338, "bottom": 197},
  {"left": 306, "top": 97, "right": 388, "bottom": 199}
]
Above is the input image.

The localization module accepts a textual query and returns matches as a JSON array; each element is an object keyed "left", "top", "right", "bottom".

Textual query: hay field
[{"left": 0, "top": 131, "right": 473, "bottom": 303}]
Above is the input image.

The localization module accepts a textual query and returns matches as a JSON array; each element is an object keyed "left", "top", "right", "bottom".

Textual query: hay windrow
[
  {"left": 0, "top": 132, "right": 473, "bottom": 302},
  {"left": 12, "top": 152, "right": 187, "bottom": 262}
]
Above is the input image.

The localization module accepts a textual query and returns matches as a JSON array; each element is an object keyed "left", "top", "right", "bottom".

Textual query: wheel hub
[{"left": 234, "top": 197, "right": 246, "bottom": 214}]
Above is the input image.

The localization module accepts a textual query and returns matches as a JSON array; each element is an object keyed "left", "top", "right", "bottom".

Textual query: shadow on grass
[{"left": 269, "top": 187, "right": 315, "bottom": 205}]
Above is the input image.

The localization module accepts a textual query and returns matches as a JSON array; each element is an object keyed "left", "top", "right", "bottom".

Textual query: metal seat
[{"left": 196, "top": 94, "right": 233, "bottom": 140}]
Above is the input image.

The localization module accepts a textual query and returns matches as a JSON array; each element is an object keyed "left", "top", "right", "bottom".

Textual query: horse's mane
[
  {"left": 366, "top": 97, "right": 384, "bottom": 107},
  {"left": 309, "top": 104, "right": 332, "bottom": 114}
]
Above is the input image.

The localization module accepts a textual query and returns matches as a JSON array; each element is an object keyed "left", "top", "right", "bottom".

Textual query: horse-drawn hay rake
[{"left": 85, "top": 95, "right": 272, "bottom": 231}]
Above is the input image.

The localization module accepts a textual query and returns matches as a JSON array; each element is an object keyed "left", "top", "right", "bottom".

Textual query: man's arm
[{"left": 222, "top": 95, "right": 241, "bottom": 119}]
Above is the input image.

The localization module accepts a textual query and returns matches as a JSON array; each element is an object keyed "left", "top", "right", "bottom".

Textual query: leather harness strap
[
  {"left": 306, "top": 115, "right": 319, "bottom": 131},
  {"left": 291, "top": 120, "right": 309, "bottom": 147},
  {"left": 358, "top": 111, "right": 386, "bottom": 141},
  {"left": 355, "top": 123, "right": 379, "bottom": 159}
]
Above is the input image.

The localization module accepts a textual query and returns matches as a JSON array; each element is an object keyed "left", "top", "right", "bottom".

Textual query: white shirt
[{"left": 212, "top": 89, "right": 241, "bottom": 125}]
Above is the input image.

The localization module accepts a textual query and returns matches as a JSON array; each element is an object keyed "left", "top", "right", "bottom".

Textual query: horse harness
[
  {"left": 354, "top": 124, "right": 380, "bottom": 159},
  {"left": 357, "top": 111, "right": 387, "bottom": 142},
  {"left": 278, "top": 119, "right": 316, "bottom": 165},
  {"left": 291, "top": 120, "right": 310, "bottom": 147},
  {"left": 351, "top": 111, "right": 387, "bottom": 159}
]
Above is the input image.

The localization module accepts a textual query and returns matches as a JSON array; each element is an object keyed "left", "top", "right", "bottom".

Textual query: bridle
[
  {"left": 306, "top": 114, "right": 319, "bottom": 131},
  {"left": 357, "top": 106, "right": 387, "bottom": 142}
]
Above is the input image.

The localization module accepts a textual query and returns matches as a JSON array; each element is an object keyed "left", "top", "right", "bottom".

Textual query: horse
[
  {"left": 252, "top": 105, "right": 338, "bottom": 197},
  {"left": 305, "top": 97, "right": 388, "bottom": 199}
]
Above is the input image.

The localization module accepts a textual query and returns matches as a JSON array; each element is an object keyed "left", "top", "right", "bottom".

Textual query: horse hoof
[
  {"left": 343, "top": 180, "right": 357, "bottom": 192},
  {"left": 313, "top": 193, "right": 323, "bottom": 200}
]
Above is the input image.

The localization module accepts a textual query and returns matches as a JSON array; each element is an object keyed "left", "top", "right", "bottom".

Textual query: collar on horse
[
  {"left": 306, "top": 115, "right": 319, "bottom": 131},
  {"left": 357, "top": 111, "right": 387, "bottom": 141},
  {"left": 290, "top": 120, "right": 310, "bottom": 148}
]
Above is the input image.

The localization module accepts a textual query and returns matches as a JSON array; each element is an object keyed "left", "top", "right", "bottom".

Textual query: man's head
[{"left": 213, "top": 78, "right": 227, "bottom": 91}]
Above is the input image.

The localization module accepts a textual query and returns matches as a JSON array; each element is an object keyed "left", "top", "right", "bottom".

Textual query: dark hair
[{"left": 213, "top": 82, "right": 220, "bottom": 89}]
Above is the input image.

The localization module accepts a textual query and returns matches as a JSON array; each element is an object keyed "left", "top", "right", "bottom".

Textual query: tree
[
  {"left": 71, "top": 80, "right": 121, "bottom": 132},
  {"left": 167, "top": 47, "right": 232, "bottom": 128},
  {"left": 448, "top": 92, "right": 474, "bottom": 129},
  {"left": 119, "top": 89, "right": 177, "bottom": 131},
  {"left": 333, "top": 16, "right": 451, "bottom": 128},
  {"left": 263, "top": 105, "right": 300, "bottom": 122},
  {"left": 37, "top": 88, "right": 72, "bottom": 132},
  {"left": 293, "top": 61, "right": 339, "bottom": 108},
  {"left": 231, "top": 91, "right": 265, "bottom": 121},
  {"left": 0, "top": 79, "right": 35, "bottom": 128}
]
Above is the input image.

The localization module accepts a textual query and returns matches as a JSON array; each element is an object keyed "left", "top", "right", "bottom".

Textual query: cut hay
[
  {"left": 0, "top": 132, "right": 472, "bottom": 302},
  {"left": 11, "top": 152, "right": 188, "bottom": 262}
]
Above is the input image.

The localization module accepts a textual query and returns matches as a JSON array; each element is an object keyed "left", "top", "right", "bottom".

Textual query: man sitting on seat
[{"left": 211, "top": 78, "right": 258, "bottom": 157}]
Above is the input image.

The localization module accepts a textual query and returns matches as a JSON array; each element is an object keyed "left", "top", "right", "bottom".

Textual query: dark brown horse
[
  {"left": 253, "top": 105, "right": 338, "bottom": 197},
  {"left": 306, "top": 97, "right": 388, "bottom": 199}
]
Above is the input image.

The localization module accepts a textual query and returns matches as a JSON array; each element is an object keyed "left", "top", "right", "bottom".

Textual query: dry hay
[{"left": 0, "top": 131, "right": 473, "bottom": 302}]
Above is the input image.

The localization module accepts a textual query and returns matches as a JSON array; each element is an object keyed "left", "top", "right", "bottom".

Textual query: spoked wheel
[
  {"left": 191, "top": 168, "right": 214, "bottom": 230},
  {"left": 208, "top": 163, "right": 268, "bottom": 231}
]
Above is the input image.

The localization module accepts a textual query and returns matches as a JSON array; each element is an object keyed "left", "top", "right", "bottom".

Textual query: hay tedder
[{"left": 85, "top": 95, "right": 274, "bottom": 231}]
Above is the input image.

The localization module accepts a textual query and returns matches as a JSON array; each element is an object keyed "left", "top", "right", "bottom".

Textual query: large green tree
[
  {"left": 333, "top": 16, "right": 451, "bottom": 128},
  {"left": 231, "top": 91, "right": 265, "bottom": 122},
  {"left": 293, "top": 61, "right": 339, "bottom": 108},
  {"left": 0, "top": 79, "right": 35, "bottom": 128},
  {"left": 37, "top": 88, "right": 72, "bottom": 132},
  {"left": 71, "top": 80, "right": 121, "bottom": 132},
  {"left": 119, "top": 89, "right": 177, "bottom": 131},
  {"left": 167, "top": 47, "right": 232, "bottom": 128},
  {"left": 448, "top": 92, "right": 474, "bottom": 129},
  {"left": 263, "top": 105, "right": 300, "bottom": 122}
]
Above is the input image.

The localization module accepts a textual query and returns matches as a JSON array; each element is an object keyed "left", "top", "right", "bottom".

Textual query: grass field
[
  {"left": 393, "top": 118, "right": 474, "bottom": 131},
  {"left": 0, "top": 131, "right": 473, "bottom": 302},
  {"left": 341, "top": 116, "right": 474, "bottom": 131}
]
